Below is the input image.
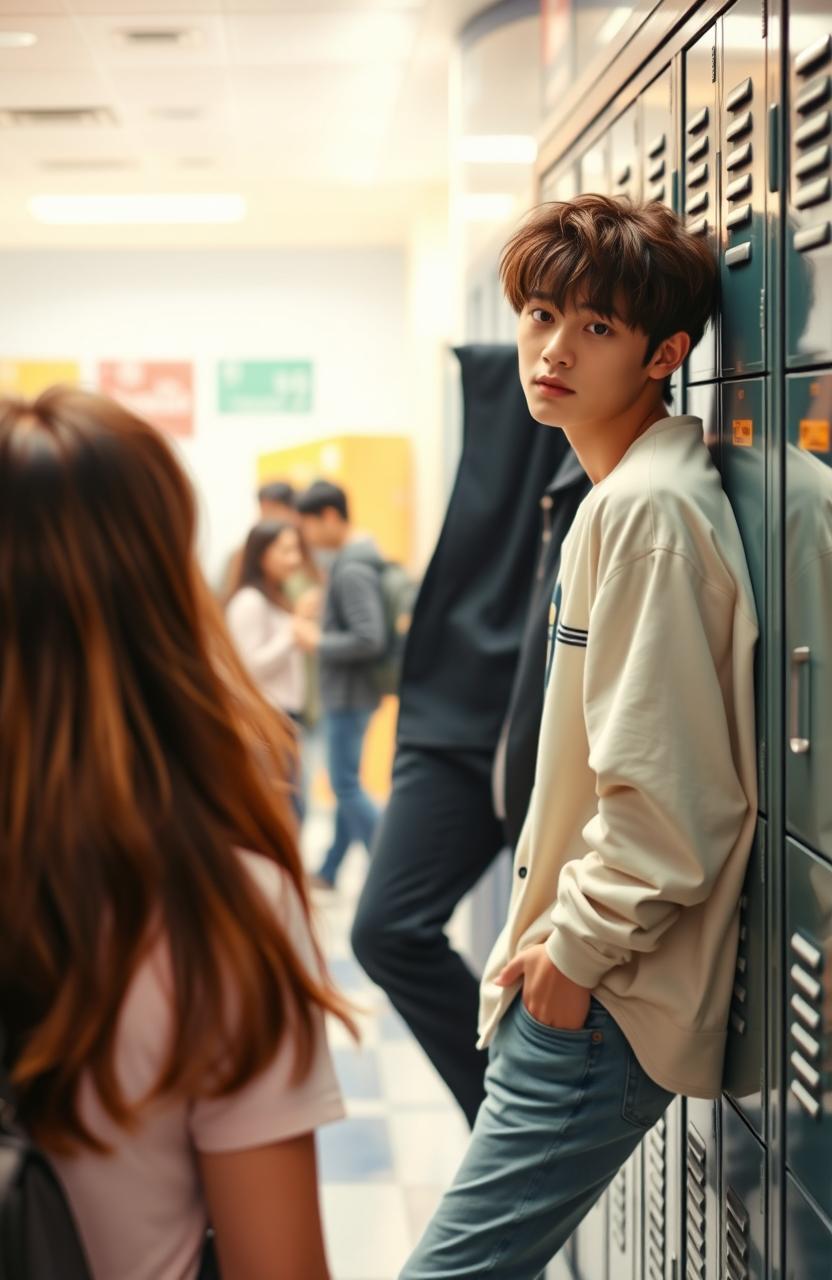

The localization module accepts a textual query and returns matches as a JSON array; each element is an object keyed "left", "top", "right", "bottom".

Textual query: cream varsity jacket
[{"left": 477, "top": 416, "right": 758, "bottom": 1099}]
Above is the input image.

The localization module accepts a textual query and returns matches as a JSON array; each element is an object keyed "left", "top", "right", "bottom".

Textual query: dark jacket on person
[
  {"left": 395, "top": 345, "right": 569, "bottom": 753},
  {"left": 495, "top": 447, "right": 591, "bottom": 848},
  {"left": 318, "top": 536, "right": 387, "bottom": 712}
]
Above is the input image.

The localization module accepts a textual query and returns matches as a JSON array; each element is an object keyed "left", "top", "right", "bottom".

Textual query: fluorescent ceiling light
[
  {"left": 460, "top": 193, "right": 517, "bottom": 223},
  {"left": 459, "top": 135, "right": 537, "bottom": 165},
  {"left": 0, "top": 31, "right": 37, "bottom": 48},
  {"left": 596, "top": 6, "right": 632, "bottom": 45},
  {"left": 29, "top": 193, "right": 247, "bottom": 226}
]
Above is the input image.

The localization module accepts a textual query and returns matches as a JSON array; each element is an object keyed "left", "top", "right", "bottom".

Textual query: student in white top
[{"left": 0, "top": 386, "right": 354, "bottom": 1280}]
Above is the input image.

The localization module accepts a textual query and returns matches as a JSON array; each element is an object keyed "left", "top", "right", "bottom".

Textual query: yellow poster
[{"left": 0, "top": 359, "right": 80, "bottom": 399}]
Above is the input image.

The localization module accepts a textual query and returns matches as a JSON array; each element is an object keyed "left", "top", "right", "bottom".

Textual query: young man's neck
[{"left": 562, "top": 396, "right": 671, "bottom": 485}]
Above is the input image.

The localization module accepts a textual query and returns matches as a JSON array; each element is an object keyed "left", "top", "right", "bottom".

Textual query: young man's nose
[{"left": 542, "top": 334, "right": 574, "bottom": 366}]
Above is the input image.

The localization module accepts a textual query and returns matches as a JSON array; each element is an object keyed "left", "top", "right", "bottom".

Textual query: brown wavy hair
[{"left": 0, "top": 386, "right": 355, "bottom": 1153}]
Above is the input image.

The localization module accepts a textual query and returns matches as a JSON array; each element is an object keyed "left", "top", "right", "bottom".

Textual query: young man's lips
[{"left": 535, "top": 378, "right": 575, "bottom": 397}]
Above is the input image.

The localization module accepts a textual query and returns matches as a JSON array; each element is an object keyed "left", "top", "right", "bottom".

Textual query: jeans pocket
[
  {"left": 621, "top": 1045, "right": 674, "bottom": 1129},
  {"left": 517, "top": 998, "right": 594, "bottom": 1044}
]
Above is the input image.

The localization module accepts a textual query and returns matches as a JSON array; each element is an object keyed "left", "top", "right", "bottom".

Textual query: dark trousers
[{"left": 351, "top": 746, "right": 506, "bottom": 1127}]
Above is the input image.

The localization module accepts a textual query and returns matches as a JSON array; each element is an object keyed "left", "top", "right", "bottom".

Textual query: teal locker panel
[
  {"left": 607, "top": 1148, "right": 640, "bottom": 1280},
  {"left": 640, "top": 65, "right": 674, "bottom": 208},
  {"left": 723, "top": 819, "right": 767, "bottom": 1140},
  {"left": 610, "top": 103, "right": 641, "bottom": 202},
  {"left": 720, "top": 379, "right": 767, "bottom": 807},
  {"left": 786, "top": 5, "right": 832, "bottom": 367},
  {"left": 579, "top": 132, "right": 611, "bottom": 196},
  {"left": 719, "top": 0, "right": 768, "bottom": 376},
  {"left": 684, "top": 1100, "right": 720, "bottom": 1280},
  {"left": 684, "top": 24, "right": 719, "bottom": 384},
  {"left": 643, "top": 1100, "right": 683, "bottom": 1280},
  {"left": 785, "top": 1174, "right": 832, "bottom": 1279},
  {"left": 570, "top": 1189, "right": 608, "bottom": 1280},
  {"left": 785, "top": 372, "right": 832, "bottom": 861},
  {"left": 721, "top": 1102, "right": 766, "bottom": 1280},
  {"left": 785, "top": 837, "right": 832, "bottom": 1222}
]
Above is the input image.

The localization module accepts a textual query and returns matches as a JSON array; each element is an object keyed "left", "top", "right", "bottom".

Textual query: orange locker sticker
[
  {"left": 799, "top": 418, "right": 831, "bottom": 453},
  {"left": 732, "top": 418, "right": 753, "bottom": 447}
]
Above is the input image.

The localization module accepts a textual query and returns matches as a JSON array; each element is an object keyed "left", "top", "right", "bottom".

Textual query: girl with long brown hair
[{"left": 0, "top": 386, "right": 355, "bottom": 1280}]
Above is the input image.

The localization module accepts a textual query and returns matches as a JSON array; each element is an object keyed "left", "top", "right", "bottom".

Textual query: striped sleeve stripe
[{"left": 556, "top": 623, "right": 588, "bottom": 648}]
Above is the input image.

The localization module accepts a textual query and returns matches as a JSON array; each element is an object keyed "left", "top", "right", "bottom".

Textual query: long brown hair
[
  {"left": 0, "top": 386, "right": 355, "bottom": 1153},
  {"left": 235, "top": 519, "right": 297, "bottom": 612}
]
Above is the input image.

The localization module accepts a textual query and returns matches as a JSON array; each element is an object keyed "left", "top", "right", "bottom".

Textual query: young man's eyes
[
  {"left": 527, "top": 307, "right": 613, "bottom": 337},
  {"left": 587, "top": 321, "right": 612, "bottom": 337},
  {"left": 530, "top": 307, "right": 554, "bottom": 323}
]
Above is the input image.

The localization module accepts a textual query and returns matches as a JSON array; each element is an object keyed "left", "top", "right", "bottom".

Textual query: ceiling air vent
[
  {"left": 40, "top": 158, "right": 134, "bottom": 172},
  {"left": 0, "top": 107, "right": 117, "bottom": 128},
  {"left": 117, "top": 28, "right": 201, "bottom": 49}
]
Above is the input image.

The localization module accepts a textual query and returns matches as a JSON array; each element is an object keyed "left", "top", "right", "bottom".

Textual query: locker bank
[{"left": 465, "top": 2, "right": 832, "bottom": 1278}]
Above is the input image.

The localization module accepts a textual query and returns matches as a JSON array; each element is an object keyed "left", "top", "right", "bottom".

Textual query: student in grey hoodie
[{"left": 295, "top": 480, "right": 387, "bottom": 889}]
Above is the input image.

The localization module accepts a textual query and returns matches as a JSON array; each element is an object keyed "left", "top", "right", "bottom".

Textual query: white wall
[{"left": 0, "top": 247, "right": 408, "bottom": 585}]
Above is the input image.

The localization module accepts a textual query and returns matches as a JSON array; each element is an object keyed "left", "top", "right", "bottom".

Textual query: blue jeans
[
  {"left": 399, "top": 996, "right": 673, "bottom": 1279},
  {"left": 317, "top": 708, "right": 379, "bottom": 885}
]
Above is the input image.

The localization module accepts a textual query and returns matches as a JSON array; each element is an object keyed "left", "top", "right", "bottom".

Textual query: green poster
[{"left": 218, "top": 360, "right": 313, "bottom": 414}]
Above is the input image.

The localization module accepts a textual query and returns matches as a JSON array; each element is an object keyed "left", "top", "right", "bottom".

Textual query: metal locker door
[
  {"left": 684, "top": 24, "right": 719, "bottom": 384},
  {"left": 571, "top": 1190, "right": 608, "bottom": 1280},
  {"left": 720, "top": 1102, "right": 766, "bottom": 1280},
  {"left": 719, "top": 0, "right": 768, "bottom": 376},
  {"left": 541, "top": 162, "right": 578, "bottom": 203},
  {"left": 643, "top": 1100, "right": 683, "bottom": 1280},
  {"left": 785, "top": 836, "right": 832, "bottom": 1222},
  {"left": 786, "top": 4, "right": 832, "bottom": 367},
  {"left": 580, "top": 133, "right": 610, "bottom": 197},
  {"left": 607, "top": 1147, "right": 639, "bottom": 1280},
  {"left": 610, "top": 104, "right": 641, "bottom": 202},
  {"left": 784, "top": 371, "right": 832, "bottom": 861},
  {"left": 684, "top": 1100, "right": 720, "bottom": 1280},
  {"left": 723, "top": 819, "right": 767, "bottom": 1140},
  {"left": 785, "top": 1173, "right": 832, "bottom": 1279},
  {"left": 719, "top": 378, "right": 767, "bottom": 806},
  {"left": 641, "top": 66, "right": 674, "bottom": 208}
]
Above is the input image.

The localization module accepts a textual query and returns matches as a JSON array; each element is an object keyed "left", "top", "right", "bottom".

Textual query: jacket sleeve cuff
[{"left": 544, "top": 927, "right": 613, "bottom": 990}]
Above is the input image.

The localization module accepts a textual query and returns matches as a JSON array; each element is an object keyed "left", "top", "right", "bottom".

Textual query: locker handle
[
  {"left": 767, "top": 103, "right": 779, "bottom": 193},
  {"left": 789, "top": 645, "right": 810, "bottom": 753}
]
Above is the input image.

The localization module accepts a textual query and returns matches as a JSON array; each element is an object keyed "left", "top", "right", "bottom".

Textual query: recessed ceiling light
[
  {"left": 0, "top": 31, "right": 38, "bottom": 48},
  {"left": 29, "top": 193, "right": 247, "bottom": 226},
  {"left": 459, "top": 135, "right": 537, "bottom": 165}
]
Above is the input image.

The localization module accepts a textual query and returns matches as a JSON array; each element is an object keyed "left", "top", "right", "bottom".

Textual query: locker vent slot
[
  {"left": 794, "top": 176, "right": 829, "bottom": 210},
  {"left": 610, "top": 1165, "right": 628, "bottom": 1254},
  {"left": 687, "top": 106, "right": 709, "bottom": 135},
  {"left": 687, "top": 161, "right": 709, "bottom": 188},
  {"left": 788, "top": 937, "right": 824, "bottom": 1120},
  {"left": 687, "top": 134, "right": 709, "bottom": 163},
  {"left": 726, "top": 78, "right": 753, "bottom": 112},
  {"left": 795, "top": 143, "right": 831, "bottom": 178},
  {"left": 795, "top": 33, "right": 832, "bottom": 79},
  {"left": 649, "top": 182, "right": 666, "bottom": 203},
  {"left": 796, "top": 75, "right": 831, "bottom": 116},
  {"left": 688, "top": 216, "right": 709, "bottom": 236},
  {"left": 794, "top": 221, "right": 831, "bottom": 252},
  {"left": 727, "top": 172, "right": 752, "bottom": 201},
  {"left": 687, "top": 190, "right": 709, "bottom": 215},
  {"left": 729, "top": 892, "right": 751, "bottom": 1032},
  {"left": 794, "top": 110, "right": 831, "bottom": 148},
  {"left": 726, "top": 111, "right": 753, "bottom": 142},
  {"left": 615, "top": 164, "right": 632, "bottom": 187},
  {"left": 726, "top": 143, "right": 753, "bottom": 171},
  {"left": 686, "top": 1125, "right": 707, "bottom": 1280},
  {"left": 648, "top": 132, "right": 666, "bottom": 158},
  {"left": 646, "top": 1118, "right": 667, "bottom": 1280},
  {"left": 724, "top": 1187, "right": 750, "bottom": 1280},
  {"left": 648, "top": 157, "right": 666, "bottom": 181}
]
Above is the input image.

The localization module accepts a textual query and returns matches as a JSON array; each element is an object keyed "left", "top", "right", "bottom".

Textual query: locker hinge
[
  {"left": 759, "top": 288, "right": 766, "bottom": 329},
  {"left": 767, "top": 103, "right": 780, "bottom": 192},
  {"left": 711, "top": 44, "right": 717, "bottom": 83},
  {"left": 761, "top": 0, "right": 767, "bottom": 39}
]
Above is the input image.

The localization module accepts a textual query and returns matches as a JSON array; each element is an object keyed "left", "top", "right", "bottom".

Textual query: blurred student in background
[
  {"left": 227, "top": 520, "right": 320, "bottom": 821},
  {"left": 0, "top": 387, "right": 353, "bottom": 1280}
]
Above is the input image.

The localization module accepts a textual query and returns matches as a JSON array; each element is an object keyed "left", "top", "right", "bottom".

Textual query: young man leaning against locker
[{"left": 400, "top": 194, "right": 758, "bottom": 1280}]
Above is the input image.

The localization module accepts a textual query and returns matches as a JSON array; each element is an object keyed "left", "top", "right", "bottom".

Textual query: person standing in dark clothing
[{"left": 351, "top": 347, "right": 589, "bottom": 1125}]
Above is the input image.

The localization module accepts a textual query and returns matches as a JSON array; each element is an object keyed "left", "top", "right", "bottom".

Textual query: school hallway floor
[{"left": 302, "top": 812, "right": 471, "bottom": 1280}]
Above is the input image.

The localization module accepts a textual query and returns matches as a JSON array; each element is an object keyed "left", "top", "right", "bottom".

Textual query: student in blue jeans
[
  {"left": 296, "top": 480, "right": 386, "bottom": 889},
  {"left": 400, "top": 197, "right": 758, "bottom": 1277}
]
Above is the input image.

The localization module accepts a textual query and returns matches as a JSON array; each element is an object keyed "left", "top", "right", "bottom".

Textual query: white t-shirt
[
  {"left": 49, "top": 852, "right": 344, "bottom": 1280},
  {"left": 226, "top": 587, "right": 306, "bottom": 716}
]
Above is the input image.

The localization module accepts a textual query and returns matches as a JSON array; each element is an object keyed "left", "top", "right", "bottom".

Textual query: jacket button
[{"left": 518, "top": 866, "right": 528, "bottom": 879}]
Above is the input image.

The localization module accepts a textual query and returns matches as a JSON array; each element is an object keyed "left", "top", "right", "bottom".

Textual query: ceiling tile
[
  {"left": 0, "top": 17, "right": 91, "bottom": 69},
  {"left": 225, "top": 11, "right": 419, "bottom": 65},
  {"left": 68, "top": 2, "right": 221, "bottom": 12},
  {"left": 74, "top": 13, "right": 227, "bottom": 67},
  {"left": 0, "top": 68, "right": 112, "bottom": 108}
]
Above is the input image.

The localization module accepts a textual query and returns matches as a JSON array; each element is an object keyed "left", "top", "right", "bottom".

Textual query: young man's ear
[{"left": 646, "top": 331, "right": 691, "bottom": 384}]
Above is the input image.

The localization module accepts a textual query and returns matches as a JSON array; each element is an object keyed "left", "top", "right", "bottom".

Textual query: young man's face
[
  {"left": 300, "top": 508, "right": 342, "bottom": 550},
  {"left": 517, "top": 294, "right": 663, "bottom": 429}
]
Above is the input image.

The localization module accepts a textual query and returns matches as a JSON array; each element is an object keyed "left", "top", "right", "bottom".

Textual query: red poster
[{"left": 98, "top": 361, "right": 194, "bottom": 437}]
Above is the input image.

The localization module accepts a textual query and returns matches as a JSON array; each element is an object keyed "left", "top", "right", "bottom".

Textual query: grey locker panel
[
  {"left": 785, "top": 1174, "right": 832, "bottom": 1278},
  {"left": 787, "top": 5, "right": 832, "bottom": 366},
  {"left": 686, "top": 379, "right": 719, "bottom": 457},
  {"left": 571, "top": 1190, "right": 608, "bottom": 1280},
  {"left": 785, "top": 837, "right": 832, "bottom": 1221},
  {"left": 719, "top": 0, "right": 767, "bottom": 376},
  {"left": 719, "top": 378, "right": 767, "bottom": 806},
  {"left": 684, "top": 24, "right": 719, "bottom": 384},
  {"left": 607, "top": 1147, "right": 640, "bottom": 1280},
  {"left": 723, "top": 819, "right": 767, "bottom": 1139},
  {"left": 721, "top": 1103, "right": 766, "bottom": 1280},
  {"left": 640, "top": 66, "right": 674, "bottom": 208},
  {"left": 785, "top": 372, "right": 832, "bottom": 861},
  {"left": 610, "top": 103, "right": 641, "bottom": 202},
  {"left": 580, "top": 132, "right": 611, "bottom": 196},
  {"left": 684, "top": 1100, "right": 720, "bottom": 1280},
  {"left": 541, "top": 163, "right": 579, "bottom": 203},
  {"left": 643, "top": 1101, "right": 683, "bottom": 1280}
]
